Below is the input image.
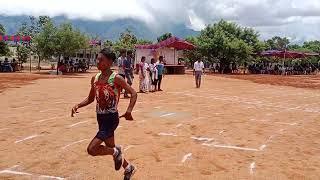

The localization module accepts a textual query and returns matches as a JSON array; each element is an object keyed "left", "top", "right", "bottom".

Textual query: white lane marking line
[
  {"left": 0, "top": 170, "right": 32, "bottom": 176},
  {"left": 39, "top": 109, "right": 59, "bottom": 113},
  {"left": 191, "top": 136, "right": 214, "bottom": 143},
  {"left": 68, "top": 121, "right": 89, "bottom": 128},
  {"left": 39, "top": 175, "right": 65, "bottom": 180},
  {"left": 15, "top": 134, "right": 42, "bottom": 143},
  {"left": 158, "top": 133, "right": 178, "bottom": 137},
  {"left": 181, "top": 153, "right": 192, "bottom": 163},
  {"left": 7, "top": 165, "right": 20, "bottom": 171},
  {"left": 0, "top": 128, "right": 9, "bottom": 132},
  {"left": 124, "top": 145, "right": 135, "bottom": 152},
  {"left": 0, "top": 166, "right": 65, "bottom": 179},
  {"left": 154, "top": 106, "right": 162, "bottom": 109},
  {"left": 35, "top": 117, "right": 60, "bottom": 123},
  {"left": 250, "top": 162, "right": 256, "bottom": 175},
  {"left": 160, "top": 113, "right": 175, "bottom": 117},
  {"left": 176, "top": 124, "right": 183, "bottom": 128},
  {"left": 259, "top": 144, "right": 267, "bottom": 151},
  {"left": 62, "top": 139, "right": 89, "bottom": 150},
  {"left": 275, "top": 122, "right": 297, "bottom": 126},
  {"left": 202, "top": 143, "right": 259, "bottom": 152}
]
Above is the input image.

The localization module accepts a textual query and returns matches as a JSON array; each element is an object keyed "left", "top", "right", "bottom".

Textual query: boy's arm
[
  {"left": 115, "top": 75, "right": 137, "bottom": 120},
  {"left": 71, "top": 77, "right": 96, "bottom": 117}
]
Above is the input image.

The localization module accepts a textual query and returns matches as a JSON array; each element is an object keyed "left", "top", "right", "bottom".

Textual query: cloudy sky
[{"left": 0, "top": 0, "right": 320, "bottom": 42}]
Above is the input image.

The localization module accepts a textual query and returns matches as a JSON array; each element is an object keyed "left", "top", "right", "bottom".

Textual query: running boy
[{"left": 71, "top": 48, "right": 137, "bottom": 180}]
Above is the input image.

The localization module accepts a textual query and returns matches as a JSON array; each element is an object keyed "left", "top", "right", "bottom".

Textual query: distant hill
[{"left": 0, "top": 15, "right": 199, "bottom": 41}]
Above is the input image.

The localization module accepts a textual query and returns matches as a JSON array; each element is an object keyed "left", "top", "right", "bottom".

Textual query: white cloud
[{"left": 0, "top": 0, "right": 320, "bottom": 41}]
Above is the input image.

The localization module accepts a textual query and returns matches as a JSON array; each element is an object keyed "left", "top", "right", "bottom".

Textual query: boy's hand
[
  {"left": 71, "top": 105, "right": 79, "bottom": 117},
  {"left": 119, "top": 111, "right": 134, "bottom": 121}
]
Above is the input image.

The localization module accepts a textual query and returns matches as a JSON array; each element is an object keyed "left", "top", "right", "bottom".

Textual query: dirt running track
[{"left": 0, "top": 72, "right": 319, "bottom": 179}]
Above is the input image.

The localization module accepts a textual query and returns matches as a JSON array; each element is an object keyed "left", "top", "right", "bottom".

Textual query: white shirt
[
  {"left": 194, "top": 61, "right": 204, "bottom": 72},
  {"left": 117, "top": 57, "right": 126, "bottom": 75}
]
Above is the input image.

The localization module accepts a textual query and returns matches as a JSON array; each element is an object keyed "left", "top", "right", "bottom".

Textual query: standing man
[
  {"left": 123, "top": 51, "right": 133, "bottom": 98},
  {"left": 138, "top": 56, "right": 147, "bottom": 93},
  {"left": 117, "top": 49, "right": 126, "bottom": 80},
  {"left": 156, "top": 56, "right": 165, "bottom": 91},
  {"left": 193, "top": 59, "right": 205, "bottom": 88},
  {"left": 117, "top": 49, "right": 126, "bottom": 95}
]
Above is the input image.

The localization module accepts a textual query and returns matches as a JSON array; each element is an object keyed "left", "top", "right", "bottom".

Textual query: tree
[
  {"left": 265, "top": 36, "right": 290, "bottom": 50},
  {"left": 55, "top": 23, "right": 88, "bottom": 59},
  {"left": 157, "top": 32, "right": 172, "bottom": 42},
  {"left": 33, "top": 20, "right": 57, "bottom": 68},
  {"left": 0, "top": 24, "right": 10, "bottom": 56},
  {"left": 113, "top": 29, "right": 138, "bottom": 54},
  {"left": 136, "top": 39, "right": 152, "bottom": 45},
  {"left": 184, "top": 20, "right": 264, "bottom": 73},
  {"left": 103, "top": 39, "right": 113, "bottom": 48},
  {"left": 17, "top": 45, "right": 30, "bottom": 63}
]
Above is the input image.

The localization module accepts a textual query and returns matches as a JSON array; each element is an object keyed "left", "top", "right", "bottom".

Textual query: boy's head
[
  {"left": 127, "top": 50, "right": 133, "bottom": 58},
  {"left": 97, "top": 48, "right": 116, "bottom": 71},
  {"left": 151, "top": 58, "right": 155, "bottom": 64},
  {"left": 120, "top": 49, "right": 126, "bottom": 58},
  {"left": 141, "top": 56, "right": 146, "bottom": 62}
]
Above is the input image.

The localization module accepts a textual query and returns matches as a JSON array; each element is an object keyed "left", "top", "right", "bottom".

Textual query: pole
[{"left": 29, "top": 54, "right": 32, "bottom": 73}]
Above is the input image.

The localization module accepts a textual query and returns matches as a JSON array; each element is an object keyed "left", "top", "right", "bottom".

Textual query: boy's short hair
[{"left": 100, "top": 48, "right": 116, "bottom": 62}]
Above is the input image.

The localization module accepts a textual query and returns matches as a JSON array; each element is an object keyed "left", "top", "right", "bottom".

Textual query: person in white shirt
[
  {"left": 117, "top": 49, "right": 126, "bottom": 79},
  {"left": 193, "top": 59, "right": 205, "bottom": 88}
]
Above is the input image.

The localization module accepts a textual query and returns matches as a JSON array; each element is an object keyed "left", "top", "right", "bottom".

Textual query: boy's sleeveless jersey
[{"left": 94, "top": 72, "right": 120, "bottom": 114}]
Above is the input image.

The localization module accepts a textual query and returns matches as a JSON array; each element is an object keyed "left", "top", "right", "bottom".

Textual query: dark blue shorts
[{"left": 95, "top": 112, "right": 119, "bottom": 141}]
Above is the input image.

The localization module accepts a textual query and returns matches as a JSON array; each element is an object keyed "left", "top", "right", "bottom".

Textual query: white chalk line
[
  {"left": 275, "top": 122, "right": 297, "bottom": 126},
  {"left": 15, "top": 134, "right": 42, "bottom": 144},
  {"left": 39, "top": 108, "right": 59, "bottom": 113},
  {"left": 158, "top": 133, "right": 178, "bottom": 137},
  {"left": 202, "top": 143, "right": 259, "bottom": 152},
  {"left": 176, "top": 123, "right": 183, "bottom": 128},
  {"left": 219, "top": 130, "right": 225, "bottom": 135},
  {"left": 250, "top": 162, "right": 256, "bottom": 175},
  {"left": 191, "top": 136, "right": 214, "bottom": 143},
  {"left": 259, "top": 144, "right": 267, "bottom": 151},
  {"left": 34, "top": 116, "right": 65, "bottom": 123},
  {"left": 181, "top": 153, "right": 192, "bottom": 163},
  {"left": 68, "top": 121, "right": 89, "bottom": 128},
  {"left": 62, "top": 139, "right": 89, "bottom": 150},
  {"left": 0, "top": 128, "right": 9, "bottom": 132},
  {"left": 160, "top": 113, "right": 176, "bottom": 117},
  {"left": 0, "top": 170, "right": 32, "bottom": 176},
  {"left": 0, "top": 166, "right": 65, "bottom": 179},
  {"left": 124, "top": 145, "right": 135, "bottom": 152}
]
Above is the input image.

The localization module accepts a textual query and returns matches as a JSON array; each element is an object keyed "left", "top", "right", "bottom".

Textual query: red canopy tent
[
  {"left": 260, "top": 50, "right": 319, "bottom": 59},
  {"left": 135, "top": 36, "right": 195, "bottom": 50},
  {"left": 0, "top": 35, "right": 31, "bottom": 42}
]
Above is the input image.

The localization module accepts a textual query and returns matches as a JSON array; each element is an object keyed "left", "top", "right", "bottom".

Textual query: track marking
[
  {"left": 0, "top": 170, "right": 32, "bottom": 176},
  {"left": 249, "top": 162, "right": 256, "bottom": 175},
  {"left": 160, "top": 113, "right": 175, "bottom": 117},
  {"left": 191, "top": 136, "right": 214, "bottom": 143},
  {"left": 202, "top": 143, "right": 259, "bottom": 152},
  {"left": 15, "top": 134, "right": 42, "bottom": 144},
  {"left": 181, "top": 153, "right": 192, "bottom": 163},
  {"left": 61, "top": 139, "right": 89, "bottom": 149},
  {"left": 124, "top": 145, "right": 135, "bottom": 152},
  {"left": 158, "top": 133, "right": 178, "bottom": 137},
  {"left": 68, "top": 121, "right": 89, "bottom": 128}
]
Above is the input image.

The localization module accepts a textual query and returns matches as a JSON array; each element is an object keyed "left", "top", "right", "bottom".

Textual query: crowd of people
[
  {"left": 57, "top": 58, "right": 89, "bottom": 73},
  {"left": 248, "top": 63, "right": 319, "bottom": 75},
  {"left": 0, "top": 58, "right": 19, "bottom": 72},
  {"left": 116, "top": 49, "right": 165, "bottom": 97}
]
